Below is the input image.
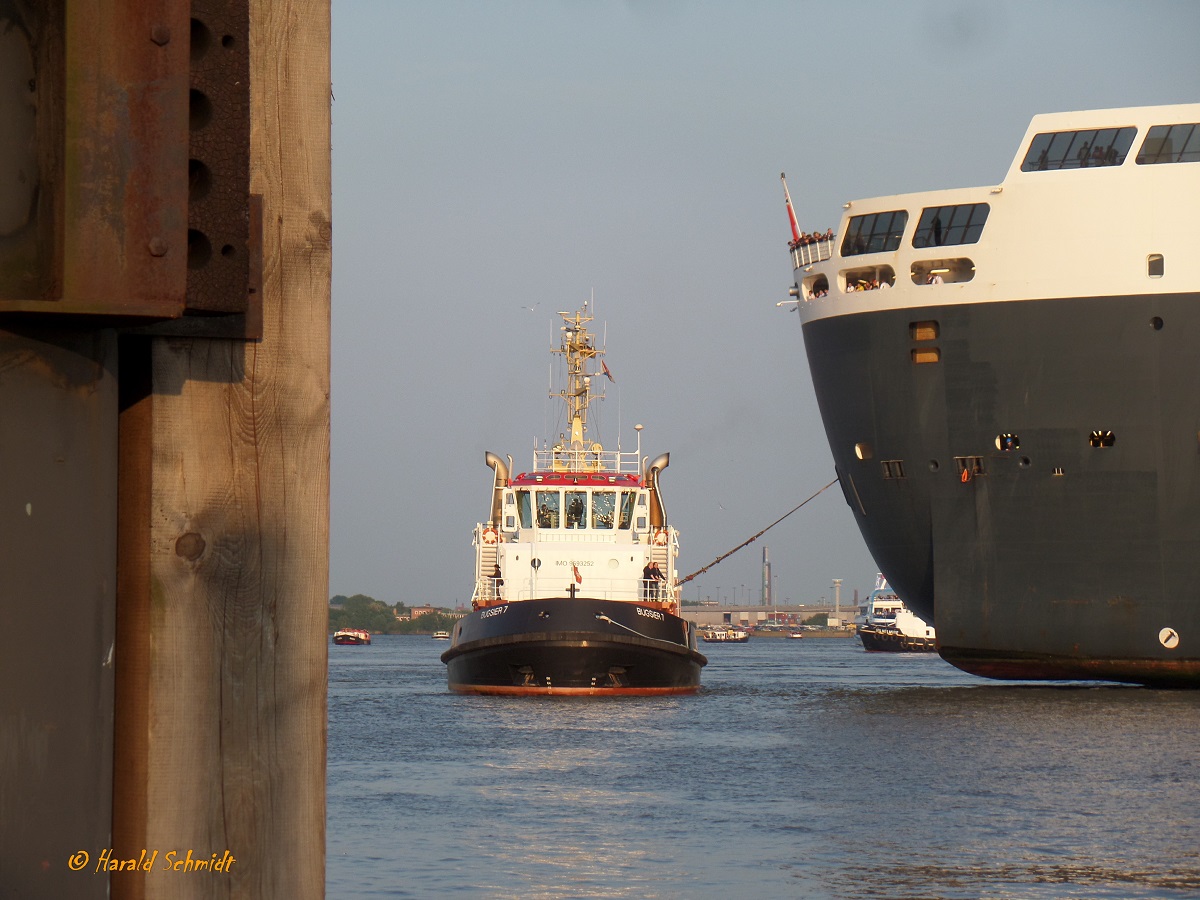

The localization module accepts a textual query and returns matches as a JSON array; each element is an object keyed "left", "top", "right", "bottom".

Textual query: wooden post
[{"left": 112, "top": 1, "right": 330, "bottom": 897}]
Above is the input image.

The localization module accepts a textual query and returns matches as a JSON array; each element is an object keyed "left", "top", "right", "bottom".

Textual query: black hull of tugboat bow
[
  {"left": 441, "top": 598, "right": 707, "bottom": 695},
  {"left": 803, "top": 294, "right": 1200, "bottom": 686},
  {"left": 856, "top": 625, "right": 937, "bottom": 653}
]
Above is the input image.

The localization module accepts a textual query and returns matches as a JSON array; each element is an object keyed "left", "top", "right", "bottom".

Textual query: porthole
[
  {"left": 995, "top": 434, "right": 1020, "bottom": 451},
  {"left": 1089, "top": 431, "right": 1115, "bottom": 448},
  {"left": 928, "top": 460, "right": 940, "bottom": 472},
  {"left": 1151, "top": 316, "right": 1164, "bottom": 330},
  {"left": 1019, "top": 457, "right": 1031, "bottom": 468},
  {"left": 854, "top": 442, "right": 874, "bottom": 461}
]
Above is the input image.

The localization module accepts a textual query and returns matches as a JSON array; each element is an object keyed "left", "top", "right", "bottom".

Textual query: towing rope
[{"left": 675, "top": 476, "right": 840, "bottom": 587}]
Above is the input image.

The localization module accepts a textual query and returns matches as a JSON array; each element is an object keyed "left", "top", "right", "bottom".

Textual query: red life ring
[
  {"left": 653, "top": 529, "right": 668, "bottom": 546},
  {"left": 482, "top": 526, "right": 499, "bottom": 545}
]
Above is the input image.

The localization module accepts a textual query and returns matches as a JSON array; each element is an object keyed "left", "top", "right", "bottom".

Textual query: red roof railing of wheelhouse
[{"left": 509, "top": 472, "right": 642, "bottom": 487}]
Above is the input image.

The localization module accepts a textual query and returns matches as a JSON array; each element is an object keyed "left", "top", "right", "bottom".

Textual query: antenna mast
[{"left": 553, "top": 303, "right": 603, "bottom": 449}]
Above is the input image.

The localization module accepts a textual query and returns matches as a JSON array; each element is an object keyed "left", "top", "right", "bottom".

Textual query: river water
[{"left": 327, "top": 634, "right": 1200, "bottom": 899}]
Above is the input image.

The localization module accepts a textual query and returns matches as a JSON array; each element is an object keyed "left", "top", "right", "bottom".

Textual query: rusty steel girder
[{"left": 0, "top": 0, "right": 258, "bottom": 336}]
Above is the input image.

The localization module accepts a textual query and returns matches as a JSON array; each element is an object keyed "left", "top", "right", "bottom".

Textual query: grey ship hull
[{"left": 804, "top": 292, "right": 1200, "bottom": 686}]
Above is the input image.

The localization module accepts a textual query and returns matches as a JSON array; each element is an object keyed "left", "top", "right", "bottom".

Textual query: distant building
[{"left": 409, "top": 605, "right": 439, "bottom": 619}]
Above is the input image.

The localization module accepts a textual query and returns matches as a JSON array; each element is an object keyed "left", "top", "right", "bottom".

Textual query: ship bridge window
[
  {"left": 618, "top": 491, "right": 636, "bottom": 529},
  {"left": 1136, "top": 123, "right": 1200, "bottom": 165},
  {"left": 912, "top": 259, "right": 975, "bottom": 285},
  {"left": 1020, "top": 126, "right": 1136, "bottom": 171},
  {"left": 840, "top": 210, "right": 908, "bottom": 256},
  {"left": 842, "top": 265, "right": 896, "bottom": 293},
  {"left": 517, "top": 490, "right": 534, "bottom": 528},
  {"left": 591, "top": 491, "right": 616, "bottom": 529},
  {"left": 536, "top": 490, "right": 561, "bottom": 528},
  {"left": 564, "top": 490, "right": 587, "bottom": 528},
  {"left": 912, "top": 204, "right": 989, "bottom": 248}
]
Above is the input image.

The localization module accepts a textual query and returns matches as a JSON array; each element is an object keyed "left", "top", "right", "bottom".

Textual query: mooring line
[{"left": 675, "top": 476, "right": 840, "bottom": 586}]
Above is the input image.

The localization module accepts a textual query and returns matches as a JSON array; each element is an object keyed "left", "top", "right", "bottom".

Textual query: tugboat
[
  {"left": 855, "top": 575, "right": 936, "bottom": 653},
  {"left": 781, "top": 103, "right": 1200, "bottom": 685},
  {"left": 440, "top": 302, "right": 708, "bottom": 695}
]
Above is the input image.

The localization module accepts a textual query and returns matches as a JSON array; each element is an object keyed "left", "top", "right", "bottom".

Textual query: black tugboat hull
[
  {"left": 441, "top": 598, "right": 708, "bottom": 696},
  {"left": 856, "top": 625, "right": 937, "bottom": 653}
]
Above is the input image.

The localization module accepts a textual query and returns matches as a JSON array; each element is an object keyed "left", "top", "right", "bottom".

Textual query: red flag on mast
[
  {"left": 781, "top": 172, "right": 801, "bottom": 247},
  {"left": 601, "top": 360, "right": 615, "bottom": 382}
]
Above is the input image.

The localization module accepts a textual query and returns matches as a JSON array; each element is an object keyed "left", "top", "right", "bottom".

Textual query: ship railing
[
  {"left": 790, "top": 235, "right": 836, "bottom": 270},
  {"left": 533, "top": 532, "right": 620, "bottom": 544},
  {"left": 533, "top": 447, "right": 641, "bottom": 474},
  {"left": 472, "top": 577, "right": 676, "bottom": 607},
  {"left": 472, "top": 577, "right": 504, "bottom": 607}
]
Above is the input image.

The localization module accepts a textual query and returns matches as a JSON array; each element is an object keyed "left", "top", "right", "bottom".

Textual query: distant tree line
[{"left": 329, "top": 594, "right": 459, "bottom": 634}]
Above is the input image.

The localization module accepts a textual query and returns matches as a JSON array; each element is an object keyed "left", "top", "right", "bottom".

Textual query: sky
[{"left": 329, "top": 0, "right": 1200, "bottom": 610}]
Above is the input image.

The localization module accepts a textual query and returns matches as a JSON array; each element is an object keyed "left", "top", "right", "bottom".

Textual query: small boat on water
[
  {"left": 440, "top": 301, "right": 708, "bottom": 695},
  {"left": 789, "top": 632, "right": 804, "bottom": 639},
  {"left": 855, "top": 575, "right": 936, "bottom": 653},
  {"left": 431, "top": 631, "right": 450, "bottom": 640},
  {"left": 701, "top": 628, "right": 749, "bottom": 644},
  {"left": 332, "top": 628, "right": 371, "bottom": 646}
]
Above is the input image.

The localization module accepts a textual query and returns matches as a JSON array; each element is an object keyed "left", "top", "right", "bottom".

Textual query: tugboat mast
[{"left": 552, "top": 304, "right": 605, "bottom": 451}]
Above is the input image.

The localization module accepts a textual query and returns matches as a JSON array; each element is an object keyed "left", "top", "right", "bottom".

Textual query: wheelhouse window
[
  {"left": 618, "top": 491, "right": 636, "bottom": 529},
  {"left": 564, "top": 490, "right": 587, "bottom": 528},
  {"left": 536, "top": 490, "right": 560, "bottom": 528},
  {"left": 517, "top": 490, "right": 533, "bottom": 528},
  {"left": 1137, "top": 123, "right": 1200, "bottom": 164},
  {"left": 840, "top": 210, "right": 908, "bottom": 256},
  {"left": 591, "top": 491, "right": 616, "bottom": 529},
  {"left": 912, "top": 204, "right": 989, "bottom": 248},
  {"left": 1020, "top": 126, "right": 1136, "bottom": 171}
]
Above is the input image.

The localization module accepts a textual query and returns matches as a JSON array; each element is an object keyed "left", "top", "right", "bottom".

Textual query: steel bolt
[
  {"left": 150, "top": 25, "right": 171, "bottom": 46},
  {"left": 148, "top": 238, "right": 169, "bottom": 257}
]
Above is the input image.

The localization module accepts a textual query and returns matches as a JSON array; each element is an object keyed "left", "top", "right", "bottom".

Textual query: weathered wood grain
[{"left": 116, "top": 2, "right": 331, "bottom": 897}]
